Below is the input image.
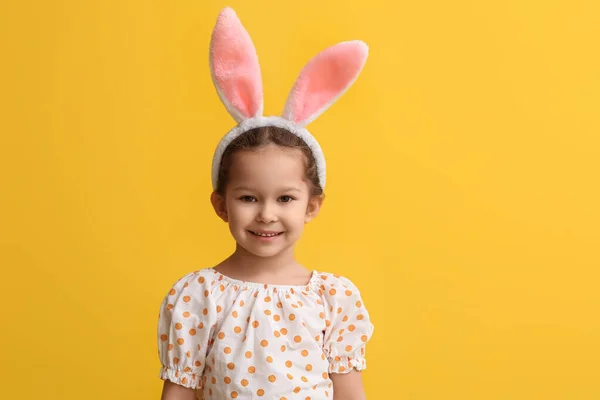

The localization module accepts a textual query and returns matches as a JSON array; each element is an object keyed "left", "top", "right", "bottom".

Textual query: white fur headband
[{"left": 209, "top": 7, "right": 368, "bottom": 191}]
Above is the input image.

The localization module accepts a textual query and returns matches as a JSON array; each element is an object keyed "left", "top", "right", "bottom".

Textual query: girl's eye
[
  {"left": 240, "top": 196, "right": 256, "bottom": 202},
  {"left": 279, "top": 196, "right": 294, "bottom": 203}
]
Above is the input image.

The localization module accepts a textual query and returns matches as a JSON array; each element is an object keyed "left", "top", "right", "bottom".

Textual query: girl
[{"left": 158, "top": 8, "right": 374, "bottom": 400}]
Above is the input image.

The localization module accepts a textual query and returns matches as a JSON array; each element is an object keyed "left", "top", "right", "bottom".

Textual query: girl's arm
[
  {"left": 331, "top": 370, "right": 367, "bottom": 400},
  {"left": 160, "top": 380, "right": 197, "bottom": 400}
]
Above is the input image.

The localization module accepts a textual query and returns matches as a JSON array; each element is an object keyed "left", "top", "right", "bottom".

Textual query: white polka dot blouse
[{"left": 157, "top": 268, "right": 374, "bottom": 399}]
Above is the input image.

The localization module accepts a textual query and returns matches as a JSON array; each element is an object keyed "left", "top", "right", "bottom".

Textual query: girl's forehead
[{"left": 228, "top": 146, "right": 309, "bottom": 190}]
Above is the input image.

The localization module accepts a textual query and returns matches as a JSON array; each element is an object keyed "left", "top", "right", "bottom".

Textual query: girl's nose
[{"left": 256, "top": 202, "right": 278, "bottom": 223}]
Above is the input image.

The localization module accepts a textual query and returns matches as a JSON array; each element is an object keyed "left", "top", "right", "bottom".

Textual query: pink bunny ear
[
  {"left": 209, "top": 7, "right": 263, "bottom": 122},
  {"left": 282, "top": 41, "right": 368, "bottom": 126}
]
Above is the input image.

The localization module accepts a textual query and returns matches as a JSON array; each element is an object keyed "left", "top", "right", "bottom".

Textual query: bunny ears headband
[{"left": 210, "top": 7, "right": 369, "bottom": 190}]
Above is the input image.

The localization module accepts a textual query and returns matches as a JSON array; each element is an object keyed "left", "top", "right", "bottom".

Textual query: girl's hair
[{"left": 216, "top": 126, "right": 324, "bottom": 197}]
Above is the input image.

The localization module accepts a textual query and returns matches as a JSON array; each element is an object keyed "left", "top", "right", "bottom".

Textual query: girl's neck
[{"left": 215, "top": 243, "right": 310, "bottom": 285}]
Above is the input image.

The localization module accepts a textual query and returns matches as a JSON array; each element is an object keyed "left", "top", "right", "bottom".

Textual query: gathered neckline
[{"left": 209, "top": 267, "right": 319, "bottom": 290}]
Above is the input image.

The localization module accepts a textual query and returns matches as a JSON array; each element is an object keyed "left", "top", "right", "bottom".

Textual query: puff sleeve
[
  {"left": 321, "top": 275, "right": 374, "bottom": 374},
  {"left": 157, "top": 270, "right": 217, "bottom": 388}
]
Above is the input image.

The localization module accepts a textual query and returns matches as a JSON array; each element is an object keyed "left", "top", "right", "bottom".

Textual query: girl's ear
[
  {"left": 305, "top": 195, "right": 324, "bottom": 223},
  {"left": 211, "top": 191, "right": 229, "bottom": 222}
]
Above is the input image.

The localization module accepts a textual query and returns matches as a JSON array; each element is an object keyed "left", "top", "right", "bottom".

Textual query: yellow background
[{"left": 1, "top": 0, "right": 599, "bottom": 398}]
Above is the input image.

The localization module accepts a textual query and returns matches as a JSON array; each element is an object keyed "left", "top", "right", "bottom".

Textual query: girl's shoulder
[
  {"left": 311, "top": 270, "right": 363, "bottom": 293},
  {"left": 160, "top": 268, "right": 221, "bottom": 302},
  {"left": 165, "top": 267, "right": 222, "bottom": 288},
  {"left": 310, "top": 271, "right": 370, "bottom": 311}
]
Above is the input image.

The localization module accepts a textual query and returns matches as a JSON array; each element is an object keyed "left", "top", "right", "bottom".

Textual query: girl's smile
[{"left": 248, "top": 230, "right": 284, "bottom": 241}]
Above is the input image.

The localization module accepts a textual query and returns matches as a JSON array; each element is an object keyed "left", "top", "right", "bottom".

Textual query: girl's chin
[{"left": 232, "top": 239, "right": 297, "bottom": 258}]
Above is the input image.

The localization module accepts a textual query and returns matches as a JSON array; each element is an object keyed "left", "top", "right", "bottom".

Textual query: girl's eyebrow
[{"left": 232, "top": 186, "right": 302, "bottom": 192}]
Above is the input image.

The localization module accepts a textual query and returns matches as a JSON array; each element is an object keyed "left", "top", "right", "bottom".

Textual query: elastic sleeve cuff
[
  {"left": 328, "top": 356, "right": 367, "bottom": 374},
  {"left": 159, "top": 366, "right": 202, "bottom": 389}
]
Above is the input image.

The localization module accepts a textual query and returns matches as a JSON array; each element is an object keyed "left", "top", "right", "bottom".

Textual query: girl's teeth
[{"left": 254, "top": 232, "right": 279, "bottom": 237}]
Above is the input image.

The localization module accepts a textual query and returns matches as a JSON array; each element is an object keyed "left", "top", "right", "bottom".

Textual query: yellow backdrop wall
[{"left": 1, "top": 0, "right": 599, "bottom": 399}]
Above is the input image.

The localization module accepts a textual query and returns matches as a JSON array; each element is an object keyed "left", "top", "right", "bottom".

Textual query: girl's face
[{"left": 213, "top": 144, "right": 322, "bottom": 259}]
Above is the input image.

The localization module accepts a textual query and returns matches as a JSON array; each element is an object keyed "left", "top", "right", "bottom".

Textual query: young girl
[{"left": 158, "top": 8, "right": 374, "bottom": 400}]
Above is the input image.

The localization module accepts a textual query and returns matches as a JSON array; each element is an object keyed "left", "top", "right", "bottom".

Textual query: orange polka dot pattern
[{"left": 157, "top": 268, "right": 373, "bottom": 399}]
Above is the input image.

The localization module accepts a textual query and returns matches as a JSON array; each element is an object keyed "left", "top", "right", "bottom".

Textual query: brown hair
[{"left": 216, "top": 126, "right": 324, "bottom": 197}]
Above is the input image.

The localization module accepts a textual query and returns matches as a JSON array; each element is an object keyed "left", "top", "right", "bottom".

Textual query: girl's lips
[{"left": 248, "top": 230, "right": 284, "bottom": 239}]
